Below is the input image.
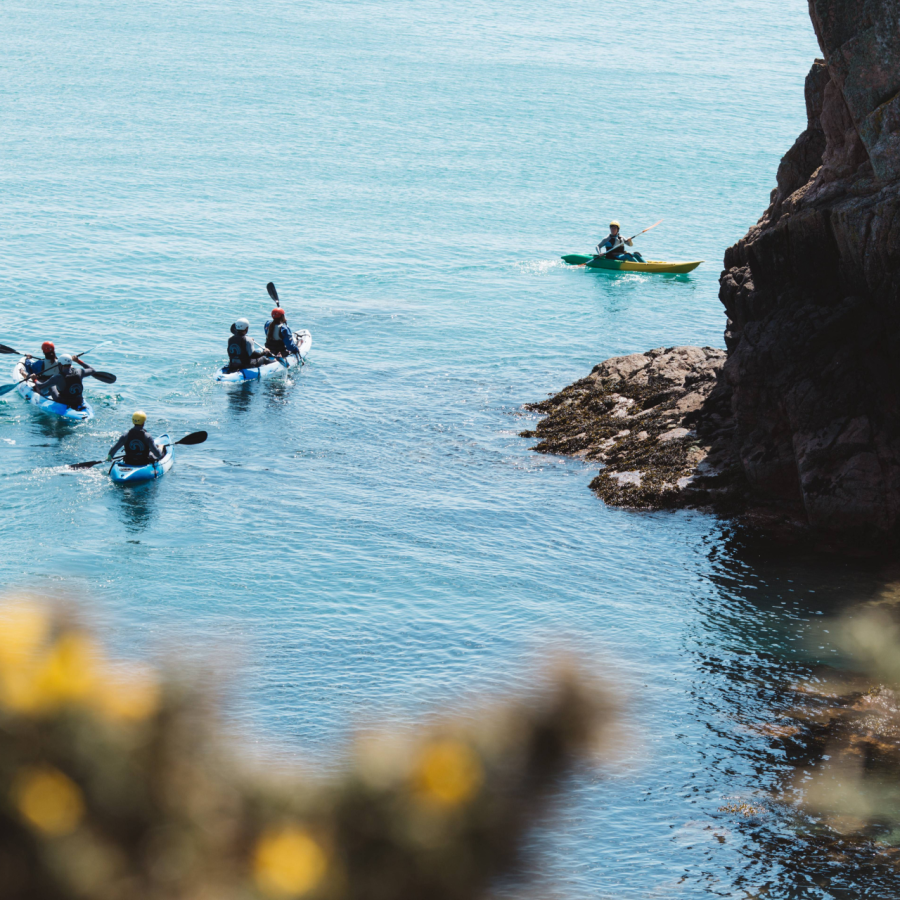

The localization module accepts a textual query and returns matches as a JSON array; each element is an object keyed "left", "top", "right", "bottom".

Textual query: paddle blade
[
  {"left": 67, "top": 459, "right": 106, "bottom": 470},
  {"left": 175, "top": 431, "right": 208, "bottom": 446},
  {"left": 0, "top": 382, "right": 19, "bottom": 396},
  {"left": 266, "top": 282, "right": 279, "bottom": 302},
  {"left": 90, "top": 371, "right": 117, "bottom": 384},
  {"left": 0, "top": 344, "right": 20, "bottom": 355}
]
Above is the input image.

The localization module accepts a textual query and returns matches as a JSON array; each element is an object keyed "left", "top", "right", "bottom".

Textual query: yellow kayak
[{"left": 562, "top": 254, "right": 703, "bottom": 274}]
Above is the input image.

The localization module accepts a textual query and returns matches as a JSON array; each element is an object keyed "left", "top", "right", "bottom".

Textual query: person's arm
[
  {"left": 78, "top": 364, "right": 96, "bottom": 378},
  {"left": 108, "top": 435, "right": 127, "bottom": 459},
  {"left": 625, "top": 238, "right": 633, "bottom": 247},
  {"left": 282, "top": 325, "right": 299, "bottom": 354}
]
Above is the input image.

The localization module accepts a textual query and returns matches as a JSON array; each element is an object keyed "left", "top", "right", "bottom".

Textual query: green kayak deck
[{"left": 562, "top": 254, "right": 703, "bottom": 274}]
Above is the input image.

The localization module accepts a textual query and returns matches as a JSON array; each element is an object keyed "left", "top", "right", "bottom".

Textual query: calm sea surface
[{"left": 1, "top": 1, "right": 892, "bottom": 896}]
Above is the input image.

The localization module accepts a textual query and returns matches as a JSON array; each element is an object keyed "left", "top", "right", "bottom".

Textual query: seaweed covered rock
[
  {"left": 521, "top": 347, "right": 742, "bottom": 510},
  {"left": 528, "top": 0, "right": 900, "bottom": 546}
]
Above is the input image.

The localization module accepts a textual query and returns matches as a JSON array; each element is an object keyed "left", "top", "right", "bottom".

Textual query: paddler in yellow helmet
[
  {"left": 595, "top": 221, "right": 645, "bottom": 263},
  {"left": 107, "top": 411, "right": 164, "bottom": 466}
]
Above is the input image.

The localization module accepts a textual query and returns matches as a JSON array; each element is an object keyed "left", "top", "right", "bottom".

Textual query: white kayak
[
  {"left": 12, "top": 361, "right": 94, "bottom": 421},
  {"left": 110, "top": 434, "right": 174, "bottom": 484},
  {"left": 214, "top": 330, "right": 312, "bottom": 383}
]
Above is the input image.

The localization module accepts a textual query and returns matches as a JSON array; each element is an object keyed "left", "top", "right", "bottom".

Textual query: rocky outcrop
[
  {"left": 522, "top": 347, "right": 742, "bottom": 510},
  {"left": 527, "top": 0, "right": 900, "bottom": 546}
]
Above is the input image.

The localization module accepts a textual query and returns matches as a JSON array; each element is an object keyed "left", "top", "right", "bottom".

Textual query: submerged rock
[{"left": 528, "top": 0, "right": 900, "bottom": 548}]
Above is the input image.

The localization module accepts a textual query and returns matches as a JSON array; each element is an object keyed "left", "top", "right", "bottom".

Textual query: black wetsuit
[
  {"left": 227, "top": 326, "right": 268, "bottom": 371},
  {"left": 42, "top": 365, "right": 96, "bottom": 409},
  {"left": 109, "top": 425, "right": 163, "bottom": 466}
]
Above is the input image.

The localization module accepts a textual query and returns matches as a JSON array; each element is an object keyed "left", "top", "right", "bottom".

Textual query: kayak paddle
[
  {"left": 0, "top": 369, "right": 117, "bottom": 397},
  {"left": 0, "top": 339, "right": 109, "bottom": 357},
  {"left": 68, "top": 431, "right": 209, "bottom": 470},
  {"left": 266, "top": 282, "right": 297, "bottom": 369},
  {"left": 626, "top": 220, "right": 663, "bottom": 242}
]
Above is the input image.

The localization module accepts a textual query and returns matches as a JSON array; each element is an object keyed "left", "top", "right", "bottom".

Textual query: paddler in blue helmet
[
  {"left": 595, "top": 221, "right": 645, "bottom": 263},
  {"left": 107, "top": 411, "right": 164, "bottom": 466},
  {"left": 227, "top": 318, "right": 273, "bottom": 372}
]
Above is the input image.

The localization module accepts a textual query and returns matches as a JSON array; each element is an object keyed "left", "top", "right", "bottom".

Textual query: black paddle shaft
[{"left": 67, "top": 431, "right": 208, "bottom": 470}]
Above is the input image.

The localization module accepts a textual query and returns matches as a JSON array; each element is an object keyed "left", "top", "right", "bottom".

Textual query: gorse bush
[{"left": 0, "top": 600, "right": 614, "bottom": 900}]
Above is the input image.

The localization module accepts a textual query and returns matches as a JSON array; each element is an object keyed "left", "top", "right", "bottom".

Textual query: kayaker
[
  {"left": 24, "top": 342, "right": 62, "bottom": 380},
  {"left": 227, "top": 318, "right": 273, "bottom": 372},
  {"left": 595, "top": 221, "right": 645, "bottom": 263},
  {"left": 39, "top": 355, "right": 96, "bottom": 409},
  {"left": 264, "top": 308, "right": 300, "bottom": 358},
  {"left": 107, "top": 411, "right": 164, "bottom": 465}
]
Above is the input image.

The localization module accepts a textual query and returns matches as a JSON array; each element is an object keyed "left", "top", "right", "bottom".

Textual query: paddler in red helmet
[
  {"left": 264, "top": 307, "right": 301, "bottom": 359},
  {"left": 23, "top": 341, "right": 77, "bottom": 382}
]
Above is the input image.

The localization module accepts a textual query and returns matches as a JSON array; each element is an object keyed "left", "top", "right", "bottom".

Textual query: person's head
[
  {"left": 41, "top": 341, "right": 56, "bottom": 359},
  {"left": 609, "top": 220, "right": 620, "bottom": 235},
  {"left": 271, "top": 307, "right": 286, "bottom": 322},
  {"left": 132, "top": 410, "right": 147, "bottom": 426},
  {"left": 57, "top": 353, "right": 73, "bottom": 371},
  {"left": 234, "top": 318, "right": 250, "bottom": 333}
]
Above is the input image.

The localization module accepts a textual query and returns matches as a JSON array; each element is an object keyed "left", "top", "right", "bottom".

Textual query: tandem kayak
[
  {"left": 12, "top": 361, "right": 94, "bottom": 421},
  {"left": 561, "top": 255, "right": 703, "bottom": 274},
  {"left": 214, "top": 330, "right": 312, "bottom": 383},
  {"left": 110, "top": 434, "right": 174, "bottom": 484}
]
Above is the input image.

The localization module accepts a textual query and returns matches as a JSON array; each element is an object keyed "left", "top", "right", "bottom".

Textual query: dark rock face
[
  {"left": 720, "top": 0, "right": 900, "bottom": 536},
  {"left": 526, "top": 0, "right": 900, "bottom": 545}
]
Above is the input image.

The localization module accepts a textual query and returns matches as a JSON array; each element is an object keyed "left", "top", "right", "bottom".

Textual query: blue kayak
[{"left": 109, "top": 434, "right": 174, "bottom": 484}]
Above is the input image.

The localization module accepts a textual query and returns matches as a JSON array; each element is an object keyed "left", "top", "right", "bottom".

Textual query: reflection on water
[
  {"left": 690, "top": 530, "right": 900, "bottom": 896},
  {"left": 114, "top": 480, "right": 160, "bottom": 533},
  {"left": 224, "top": 383, "right": 254, "bottom": 416}
]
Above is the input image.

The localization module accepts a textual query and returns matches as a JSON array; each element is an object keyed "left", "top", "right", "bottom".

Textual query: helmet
[
  {"left": 132, "top": 410, "right": 147, "bottom": 425},
  {"left": 271, "top": 307, "right": 286, "bottom": 321},
  {"left": 609, "top": 220, "right": 621, "bottom": 228},
  {"left": 41, "top": 341, "right": 55, "bottom": 354},
  {"left": 57, "top": 354, "right": 73, "bottom": 366},
  {"left": 234, "top": 318, "right": 250, "bottom": 332}
]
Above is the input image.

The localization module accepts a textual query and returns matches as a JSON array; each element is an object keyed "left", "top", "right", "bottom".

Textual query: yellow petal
[
  {"left": 254, "top": 827, "right": 327, "bottom": 897},
  {"left": 415, "top": 739, "right": 483, "bottom": 807},
  {"left": 14, "top": 766, "right": 85, "bottom": 836}
]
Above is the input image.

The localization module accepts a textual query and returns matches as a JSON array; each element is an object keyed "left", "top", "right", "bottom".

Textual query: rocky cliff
[{"left": 526, "top": 0, "right": 900, "bottom": 545}]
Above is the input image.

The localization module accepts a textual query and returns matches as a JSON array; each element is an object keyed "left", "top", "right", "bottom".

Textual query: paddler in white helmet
[
  {"left": 107, "top": 411, "right": 164, "bottom": 466},
  {"left": 595, "top": 221, "right": 645, "bottom": 263},
  {"left": 226, "top": 318, "right": 274, "bottom": 372}
]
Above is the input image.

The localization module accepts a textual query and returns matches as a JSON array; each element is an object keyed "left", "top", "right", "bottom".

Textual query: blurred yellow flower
[
  {"left": 95, "top": 666, "right": 160, "bottom": 721},
  {"left": 0, "top": 603, "right": 49, "bottom": 669},
  {"left": 254, "top": 827, "right": 327, "bottom": 898},
  {"left": 415, "top": 739, "right": 483, "bottom": 807},
  {"left": 37, "top": 633, "right": 99, "bottom": 704},
  {"left": 14, "top": 766, "right": 85, "bottom": 836}
]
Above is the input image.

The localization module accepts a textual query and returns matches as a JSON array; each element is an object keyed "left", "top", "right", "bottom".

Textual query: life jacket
[
  {"left": 27, "top": 356, "right": 59, "bottom": 379},
  {"left": 597, "top": 234, "right": 625, "bottom": 257},
  {"left": 265, "top": 320, "right": 286, "bottom": 354},
  {"left": 228, "top": 328, "right": 254, "bottom": 369},
  {"left": 58, "top": 371, "right": 85, "bottom": 408},
  {"left": 122, "top": 425, "right": 155, "bottom": 465}
]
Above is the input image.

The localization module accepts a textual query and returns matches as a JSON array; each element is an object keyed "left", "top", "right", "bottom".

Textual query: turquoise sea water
[{"left": 1, "top": 1, "right": 893, "bottom": 896}]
